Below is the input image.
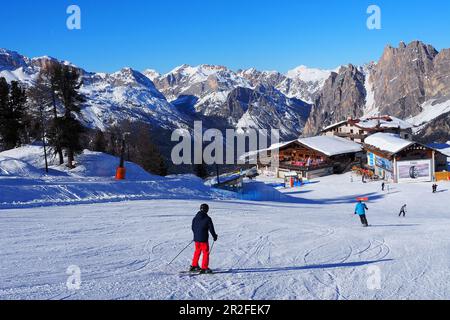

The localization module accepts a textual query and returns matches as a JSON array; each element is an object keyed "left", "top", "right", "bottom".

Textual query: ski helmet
[{"left": 200, "top": 204, "right": 209, "bottom": 213}]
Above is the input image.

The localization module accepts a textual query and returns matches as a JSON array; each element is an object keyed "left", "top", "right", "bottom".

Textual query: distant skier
[
  {"left": 382, "top": 182, "right": 385, "bottom": 191},
  {"left": 355, "top": 200, "right": 369, "bottom": 227},
  {"left": 399, "top": 204, "right": 407, "bottom": 217},
  {"left": 432, "top": 184, "right": 438, "bottom": 193},
  {"left": 190, "top": 204, "right": 218, "bottom": 274}
]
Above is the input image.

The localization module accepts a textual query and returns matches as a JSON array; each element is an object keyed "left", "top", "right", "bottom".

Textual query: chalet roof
[
  {"left": 297, "top": 136, "right": 363, "bottom": 156},
  {"left": 428, "top": 142, "right": 450, "bottom": 157},
  {"left": 364, "top": 133, "right": 415, "bottom": 154},
  {"left": 240, "top": 136, "right": 362, "bottom": 161},
  {"left": 355, "top": 116, "right": 412, "bottom": 130},
  {"left": 321, "top": 116, "right": 413, "bottom": 132},
  {"left": 322, "top": 120, "right": 348, "bottom": 131}
]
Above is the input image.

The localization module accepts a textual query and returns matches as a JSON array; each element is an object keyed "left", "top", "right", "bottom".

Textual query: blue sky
[{"left": 1, "top": 0, "right": 449, "bottom": 74}]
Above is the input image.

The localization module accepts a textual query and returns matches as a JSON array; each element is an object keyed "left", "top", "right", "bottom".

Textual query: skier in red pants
[{"left": 190, "top": 204, "right": 218, "bottom": 274}]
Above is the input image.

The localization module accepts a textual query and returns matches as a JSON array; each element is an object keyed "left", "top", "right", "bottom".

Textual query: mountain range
[{"left": 1, "top": 40, "right": 449, "bottom": 144}]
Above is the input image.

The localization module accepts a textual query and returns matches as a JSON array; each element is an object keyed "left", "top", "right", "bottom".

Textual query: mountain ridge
[{"left": 1, "top": 41, "right": 449, "bottom": 143}]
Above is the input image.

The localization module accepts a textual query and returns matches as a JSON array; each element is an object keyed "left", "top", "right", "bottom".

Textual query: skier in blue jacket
[{"left": 355, "top": 200, "right": 369, "bottom": 227}]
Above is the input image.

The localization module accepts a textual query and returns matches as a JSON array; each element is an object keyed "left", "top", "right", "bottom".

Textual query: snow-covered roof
[
  {"left": 356, "top": 116, "right": 412, "bottom": 130},
  {"left": 322, "top": 120, "right": 348, "bottom": 131},
  {"left": 428, "top": 142, "right": 450, "bottom": 157},
  {"left": 297, "top": 136, "right": 363, "bottom": 156},
  {"left": 240, "top": 136, "right": 362, "bottom": 160},
  {"left": 322, "top": 116, "right": 413, "bottom": 132},
  {"left": 364, "top": 133, "right": 414, "bottom": 154}
]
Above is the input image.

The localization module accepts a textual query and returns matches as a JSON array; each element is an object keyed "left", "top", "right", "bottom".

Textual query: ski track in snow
[{"left": 0, "top": 173, "right": 449, "bottom": 300}]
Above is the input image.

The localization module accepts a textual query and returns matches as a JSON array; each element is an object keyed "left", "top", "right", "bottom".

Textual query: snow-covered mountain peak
[
  {"left": 286, "top": 65, "right": 333, "bottom": 83},
  {"left": 105, "top": 68, "right": 158, "bottom": 90},
  {"left": 0, "top": 48, "right": 30, "bottom": 71},
  {"left": 153, "top": 63, "right": 252, "bottom": 102},
  {"left": 164, "top": 64, "right": 238, "bottom": 83},
  {"left": 143, "top": 69, "right": 161, "bottom": 81}
]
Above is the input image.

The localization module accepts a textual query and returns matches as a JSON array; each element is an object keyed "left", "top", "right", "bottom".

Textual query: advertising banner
[
  {"left": 367, "top": 152, "right": 375, "bottom": 167},
  {"left": 397, "top": 160, "right": 432, "bottom": 183},
  {"left": 375, "top": 156, "right": 393, "bottom": 172}
]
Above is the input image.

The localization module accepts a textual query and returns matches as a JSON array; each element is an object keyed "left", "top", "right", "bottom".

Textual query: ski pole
[
  {"left": 210, "top": 241, "right": 216, "bottom": 255},
  {"left": 168, "top": 241, "right": 193, "bottom": 266}
]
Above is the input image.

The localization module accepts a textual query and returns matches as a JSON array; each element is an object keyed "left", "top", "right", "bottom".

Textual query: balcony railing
[
  {"left": 279, "top": 161, "right": 333, "bottom": 171},
  {"left": 335, "top": 132, "right": 366, "bottom": 140}
]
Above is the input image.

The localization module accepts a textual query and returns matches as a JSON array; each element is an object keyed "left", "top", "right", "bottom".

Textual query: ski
[{"left": 179, "top": 269, "right": 232, "bottom": 277}]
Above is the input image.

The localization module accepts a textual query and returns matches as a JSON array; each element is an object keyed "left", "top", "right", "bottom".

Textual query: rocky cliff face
[
  {"left": 427, "top": 48, "right": 450, "bottom": 99},
  {"left": 226, "top": 85, "right": 312, "bottom": 139},
  {"left": 238, "top": 66, "right": 332, "bottom": 104},
  {"left": 370, "top": 41, "right": 438, "bottom": 118},
  {"left": 304, "top": 41, "right": 450, "bottom": 139},
  {"left": 152, "top": 64, "right": 250, "bottom": 103},
  {"left": 151, "top": 64, "right": 315, "bottom": 138},
  {"left": 303, "top": 65, "right": 366, "bottom": 135}
]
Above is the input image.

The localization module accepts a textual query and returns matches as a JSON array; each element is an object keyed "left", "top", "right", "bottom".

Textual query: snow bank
[
  {"left": 70, "top": 150, "right": 153, "bottom": 180},
  {"left": 0, "top": 145, "right": 153, "bottom": 180},
  {"left": 0, "top": 157, "right": 42, "bottom": 177},
  {"left": 0, "top": 145, "right": 229, "bottom": 209}
]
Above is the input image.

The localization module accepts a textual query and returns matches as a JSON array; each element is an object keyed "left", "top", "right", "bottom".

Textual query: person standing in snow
[
  {"left": 399, "top": 204, "right": 407, "bottom": 217},
  {"left": 190, "top": 204, "right": 218, "bottom": 274},
  {"left": 432, "top": 184, "right": 438, "bottom": 193},
  {"left": 355, "top": 200, "right": 369, "bottom": 227},
  {"left": 382, "top": 182, "right": 385, "bottom": 192}
]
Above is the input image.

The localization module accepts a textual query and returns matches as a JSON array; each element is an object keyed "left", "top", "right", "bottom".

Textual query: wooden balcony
[
  {"left": 279, "top": 161, "right": 333, "bottom": 172},
  {"left": 334, "top": 132, "right": 366, "bottom": 140}
]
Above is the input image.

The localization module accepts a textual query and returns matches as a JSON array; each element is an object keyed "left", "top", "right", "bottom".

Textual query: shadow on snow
[
  {"left": 234, "top": 181, "right": 385, "bottom": 205},
  {"left": 213, "top": 259, "right": 393, "bottom": 275}
]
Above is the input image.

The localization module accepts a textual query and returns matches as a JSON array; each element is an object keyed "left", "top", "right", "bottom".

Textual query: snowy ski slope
[{"left": 1, "top": 173, "right": 449, "bottom": 300}]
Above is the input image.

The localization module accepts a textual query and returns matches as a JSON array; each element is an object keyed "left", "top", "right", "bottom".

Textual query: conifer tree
[{"left": 0, "top": 78, "right": 27, "bottom": 150}]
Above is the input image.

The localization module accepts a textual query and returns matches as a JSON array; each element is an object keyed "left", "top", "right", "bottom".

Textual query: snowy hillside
[
  {"left": 1, "top": 173, "right": 449, "bottom": 299},
  {"left": 0, "top": 49, "right": 188, "bottom": 132},
  {"left": 80, "top": 68, "right": 188, "bottom": 130},
  {"left": 0, "top": 145, "right": 226, "bottom": 209},
  {"left": 408, "top": 99, "right": 450, "bottom": 133}
]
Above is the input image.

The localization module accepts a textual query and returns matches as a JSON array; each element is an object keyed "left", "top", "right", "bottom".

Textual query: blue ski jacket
[{"left": 355, "top": 202, "right": 368, "bottom": 216}]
